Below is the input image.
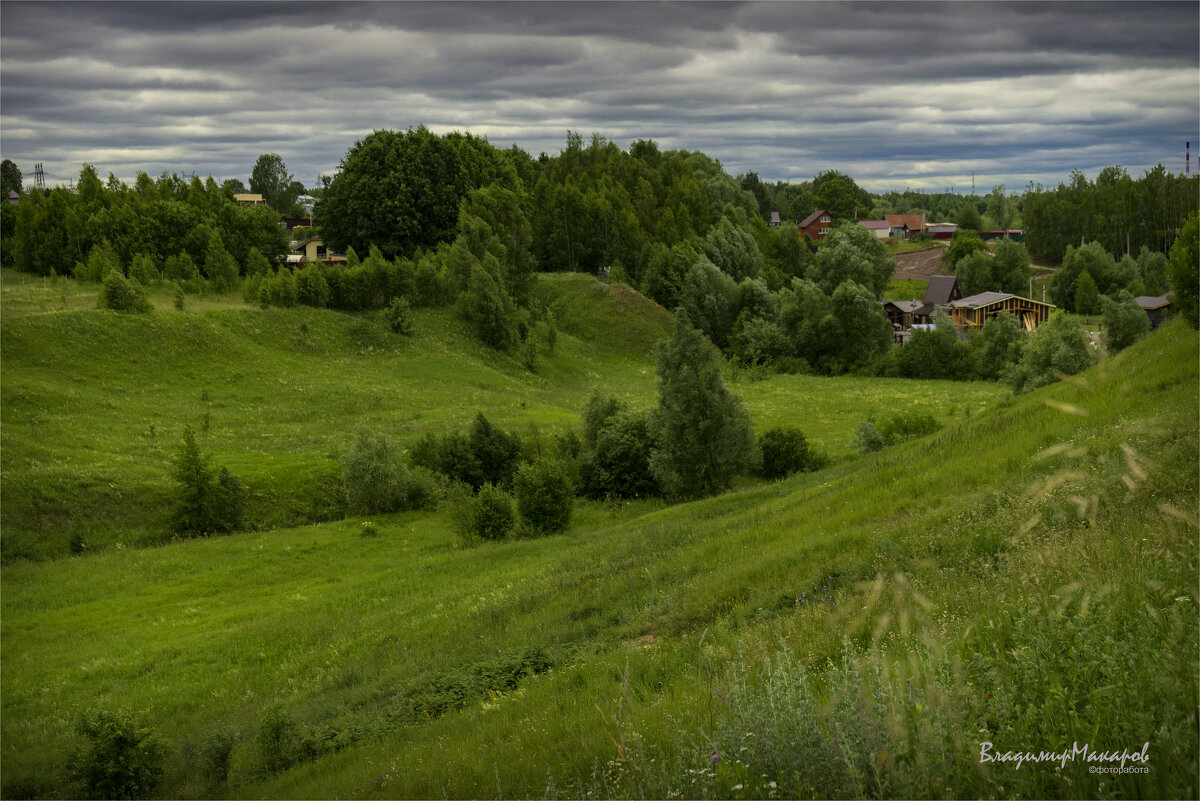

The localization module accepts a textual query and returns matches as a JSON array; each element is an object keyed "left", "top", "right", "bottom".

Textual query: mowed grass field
[
  {"left": 0, "top": 271, "right": 1006, "bottom": 560},
  {"left": 1, "top": 270, "right": 1196, "bottom": 799}
]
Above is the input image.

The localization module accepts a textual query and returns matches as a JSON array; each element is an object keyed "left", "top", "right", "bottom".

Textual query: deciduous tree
[
  {"left": 249, "top": 153, "right": 297, "bottom": 213},
  {"left": 650, "top": 314, "right": 758, "bottom": 498}
]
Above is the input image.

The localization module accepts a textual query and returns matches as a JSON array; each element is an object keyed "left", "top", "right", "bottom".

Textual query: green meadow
[
  {"left": 0, "top": 271, "right": 1005, "bottom": 560},
  {"left": 1, "top": 270, "right": 1196, "bottom": 799}
]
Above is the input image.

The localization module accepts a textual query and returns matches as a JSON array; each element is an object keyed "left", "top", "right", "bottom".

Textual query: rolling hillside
[
  {"left": 1, "top": 272, "right": 1196, "bottom": 799},
  {"left": 0, "top": 272, "right": 1004, "bottom": 560}
]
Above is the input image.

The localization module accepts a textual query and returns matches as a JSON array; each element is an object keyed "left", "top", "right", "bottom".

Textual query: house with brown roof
[
  {"left": 1135, "top": 295, "right": 1171, "bottom": 329},
  {"left": 923, "top": 275, "right": 962, "bottom": 307},
  {"left": 885, "top": 213, "right": 927, "bottom": 240},
  {"left": 882, "top": 300, "right": 934, "bottom": 329},
  {"left": 949, "top": 292, "right": 1055, "bottom": 330},
  {"left": 798, "top": 210, "right": 835, "bottom": 239}
]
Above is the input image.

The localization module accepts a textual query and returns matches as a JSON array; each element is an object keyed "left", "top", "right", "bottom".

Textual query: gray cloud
[{"left": 2, "top": 1, "right": 1196, "bottom": 191}]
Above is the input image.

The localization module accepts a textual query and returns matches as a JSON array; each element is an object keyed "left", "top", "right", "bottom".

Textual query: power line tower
[{"left": 33, "top": 163, "right": 45, "bottom": 190}]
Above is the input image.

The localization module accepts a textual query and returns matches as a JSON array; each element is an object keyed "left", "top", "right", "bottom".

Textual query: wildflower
[{"left": 711, "top": 751, "right": 720, "bottom": 764}]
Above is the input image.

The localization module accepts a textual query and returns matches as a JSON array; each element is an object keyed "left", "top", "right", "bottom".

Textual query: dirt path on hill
[
  {"left": 890, "top": 247, "right": 1057, "bottom": 280},
  {"left": 890, "top": 247, "right": 948, "bottom": 280}
]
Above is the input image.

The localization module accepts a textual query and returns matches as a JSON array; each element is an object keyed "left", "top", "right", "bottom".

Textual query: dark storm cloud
[{"left": 1, "top": 1, "right": 1196, "bottom": 190}]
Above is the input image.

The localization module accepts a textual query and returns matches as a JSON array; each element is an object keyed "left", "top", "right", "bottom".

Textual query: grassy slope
[
  {"left": 0, "top": 272, "right": 1004, "bottom": 560},
  {"left": 2, "top": 272, "right": 1195, "bottom": 798}
]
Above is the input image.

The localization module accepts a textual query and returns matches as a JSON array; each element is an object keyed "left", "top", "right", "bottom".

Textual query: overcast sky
[{"left": 2, "top": 1, "right": 1197, "bottom": 193}]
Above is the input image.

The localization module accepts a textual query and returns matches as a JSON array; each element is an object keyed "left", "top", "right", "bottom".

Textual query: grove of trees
[{"left": 1023, "top": 165, "right": 1198, "bottom": 263}]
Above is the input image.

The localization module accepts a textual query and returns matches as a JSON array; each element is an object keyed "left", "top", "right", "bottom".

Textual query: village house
[
  {"left": 949, "top": 292, "right": 1055, "bottom": 330},
  {"left": 798, "top": 209, "right": 835, "bottom": 239},
  {"left": 885, "top": 213, "right": 927, "bottom": 240},
  {"left": 1135, "top": 295, "right": 1172, "bottom": 329},
  {"left": 858, "top": 219, "right": 891, "bottom": 239},
  {"left": 924, "top": 274, "right": 963, "bottom": 308},
  {"left": 882, "top": 299, "right": 933, "bottom": 329},
  {"left": 289, "top": 235, "right": 346, "bottom": 265},
  {"left": 233, "top": 193, "right": 264, "bottom": 205},
  {"left": 768, "top": 211, "right": 781, "bottom": 228}
]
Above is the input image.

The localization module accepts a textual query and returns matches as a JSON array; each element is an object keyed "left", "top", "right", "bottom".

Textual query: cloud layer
[{"left": 2, "top": 1, "right": 1197, "bottom": 191}]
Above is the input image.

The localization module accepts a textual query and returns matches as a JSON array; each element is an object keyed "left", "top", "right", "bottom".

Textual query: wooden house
[
  {"left": 923, "top": 275, "right": 962, "bottom": 307},
  {"left": 1135, "top": 295, "right": 1171, "bottom": 329},
  {"left": 798, "top": 209, "right": 835, "bottom": 239},
  {"left": 882, "top": 300, "right": 933, "bottom": 329},
  {"left": 949, "top": 292, "right": 1055, "bottom": 330},
  {"left": 885, "top": 213, "right": 927, "bottom": 240},
  {"left": 233, "top": 193, "right": 264, "bottom": 205},
  {"left": 768, "top": 211, "right": 781, "bottom": 228}
]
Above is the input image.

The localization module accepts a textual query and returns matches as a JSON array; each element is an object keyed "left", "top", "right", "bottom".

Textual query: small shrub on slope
[
  {"left": 514, "top": 459, "right": 574, "bottom": 535},
  {"left": 99, "top": 270, "right": 152, "bottom": 313},
  {"left": 759, "top": 426, "right": 823, "bottom": 479},
  {"left": 69, "top": 708, "right": 167, "bottom": 800}
]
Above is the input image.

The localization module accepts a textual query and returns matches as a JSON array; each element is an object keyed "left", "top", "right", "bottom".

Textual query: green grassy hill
[
  {"left": 1, "top": 272, "right": 1195, "bottom": 799},
  {"left": 0, "top": 272, "right": 1004, "bottom": 561}
]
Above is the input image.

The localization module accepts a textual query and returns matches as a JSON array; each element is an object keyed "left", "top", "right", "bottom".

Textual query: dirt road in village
[
  {"left": 890, "top": 246, "right": 1055, "bottom": 280},
  {"left": 890, "top": 247, "right": 948, "bottom": 280}
]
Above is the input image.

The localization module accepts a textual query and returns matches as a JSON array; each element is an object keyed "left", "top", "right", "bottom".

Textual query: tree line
[{"left": 1023, "top": 165, "right": 1198, "bottom": 264}]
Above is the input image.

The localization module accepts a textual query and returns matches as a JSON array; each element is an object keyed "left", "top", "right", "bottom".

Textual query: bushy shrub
[
  {"left": 296, "top": 267, "right": 330, "bottom": 308},
  {"left": 759, "top": 426, "right": 823, "bottom": 479},
  {"left": 579, "top": 408, "right": 660, "bottom": 499},
  {"left": 99, "top": 270, "right": 152, "bottom": 313},
  {"left": 164, "top": 251, "right": 199, "bottom": 283},
  {"left": 943, "top": 230, "right": 987, "bottom": 268},
  {"left": 70, "top": 709, "right": 167, "bottom": 800},
  {"left": 386, "top": 296, "right": 414, "bottom": 335},
  {"left": 77, "top": 240, "right": 120, "bottom": 283},
  {"left": 244, "top": 246, "right": 271, "bottom": 276},
  {"left": 198, "top": 731, "right": 235, "bottom": 788},
  {"left": 469, "top": 413, "right": 522, "bottom": 488},
  {"left": 854, "top": 420, "right": 886, "bottom": 454},
  {"left": 581, "top": 391, "right": 624, "bottom": 449},
  {"left": 898, "top": 325, "right": 976, "bottom": 380},
  {"left": 203, "top": 232, "right": 239, "bottom": 292},
  {"left": 475, "top": 483, "right": 515, "bottom": 540},
  {"left": 1101, "top": 293, "right": 1150, "bottom": 354},
  {"left": 342, "top": 430, "right": 436, "bottom": 515},
  {"left": 254, "top": 708, "right": 317, "bottom": 778},
  {"left": 1003, "top": 311, "right": 1093, "bottom": 393},
  {"left": 128, "top": 253, "right": 158, "bottom": 286},
  {"left": 514, "top": 459, "right": 574, "bottom": 535},
  {"left": 974, "top": 312, "right": 1025, "bottom": 381},
  {"left": 879, "top": 411, "right": 941, "bottom": 443}
]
